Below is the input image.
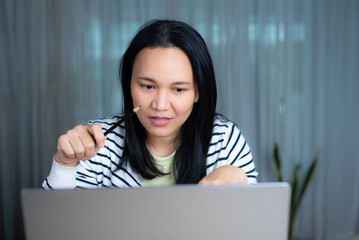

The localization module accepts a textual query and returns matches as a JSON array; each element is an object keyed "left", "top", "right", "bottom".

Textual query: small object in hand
[{"left": 104, "top": 106, "right": 141, "bottom": 136}]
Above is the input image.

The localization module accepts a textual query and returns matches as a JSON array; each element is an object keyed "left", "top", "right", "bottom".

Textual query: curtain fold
[{"left": 1, "top": 0, "right": 358, "bottom": 239}]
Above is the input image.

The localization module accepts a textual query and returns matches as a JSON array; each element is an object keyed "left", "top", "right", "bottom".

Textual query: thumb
[{"left": 94, "top": 136, "right": 107, "bottom": 152}]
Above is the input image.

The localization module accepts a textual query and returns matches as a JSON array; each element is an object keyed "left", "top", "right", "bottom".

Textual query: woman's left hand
[{"left": 198, "top": 165, "right": 248, "bottom": 185}]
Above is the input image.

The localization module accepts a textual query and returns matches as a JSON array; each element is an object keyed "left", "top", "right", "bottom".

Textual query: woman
[{"left": 43, "top": 19, "right": 257, "bottom": 189}]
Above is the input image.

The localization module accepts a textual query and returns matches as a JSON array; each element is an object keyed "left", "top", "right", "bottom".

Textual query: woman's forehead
[{"left": 132, "top": 47, "right": 194, "bottom": 83}]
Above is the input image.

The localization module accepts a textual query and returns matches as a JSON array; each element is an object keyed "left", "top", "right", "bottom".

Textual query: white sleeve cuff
[
  {"left": 247, "top": 177, "right": 257, "bottom": 184},
  {"left": 47, "top": 158, "right": 79, "bottom": 189}
]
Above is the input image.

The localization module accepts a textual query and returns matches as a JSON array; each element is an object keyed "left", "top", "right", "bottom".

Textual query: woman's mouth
[{"left": 150, "top": 117, "right": 171, "bottom": 126}]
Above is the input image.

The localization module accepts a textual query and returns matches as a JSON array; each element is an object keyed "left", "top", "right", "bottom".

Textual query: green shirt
[{"left": 142, "top": 151, "right": 176, "bottom": 187}]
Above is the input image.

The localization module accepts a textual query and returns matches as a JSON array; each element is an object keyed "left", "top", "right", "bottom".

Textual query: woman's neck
[{"left": 146, "top": 135, "right": 178, "bottom": 158}]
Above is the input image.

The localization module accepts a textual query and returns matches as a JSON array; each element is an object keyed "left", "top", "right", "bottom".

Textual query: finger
[
  {"left": 78, "top": 131, "right": 97, "bottom": 158},
  {"left": 88, "top": 124, "right": 106, "bottom": 149},
  {"left": 57, "top": 135, "right": 76, "bottom": 159},
  {"left": 67, "top": 134, "right": 86, "bottom": 159}
]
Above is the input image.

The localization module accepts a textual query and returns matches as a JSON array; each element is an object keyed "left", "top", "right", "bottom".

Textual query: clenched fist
[{"left": 54, "top": 124, "right": 106, "bottom": 167}]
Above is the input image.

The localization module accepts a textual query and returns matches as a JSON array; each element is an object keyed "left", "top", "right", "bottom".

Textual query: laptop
[{"left": 21, "top": 182, "right": 290, "bottom": 240}]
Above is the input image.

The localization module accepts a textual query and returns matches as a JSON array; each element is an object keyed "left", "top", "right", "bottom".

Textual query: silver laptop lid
[{"left": 21, "top": 183, "right": 290, "bottom": 240}]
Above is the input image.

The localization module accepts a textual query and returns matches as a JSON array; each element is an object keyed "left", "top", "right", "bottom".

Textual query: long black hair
[{"left": 119, "top": 19, "right": 217, "bottom": 183}]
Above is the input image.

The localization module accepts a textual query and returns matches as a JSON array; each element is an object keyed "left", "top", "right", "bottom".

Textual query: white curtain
[{"left": 1, "top": 0, "right": 358, "bottom": 239}]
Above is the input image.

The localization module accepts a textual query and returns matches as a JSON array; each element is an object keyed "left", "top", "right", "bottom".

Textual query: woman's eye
[
  {"left": 174, "top": 88, "right": 184, "bottom": 93},
  {"left": 142, "top": 85, "right": 153, "bottom": 90}
]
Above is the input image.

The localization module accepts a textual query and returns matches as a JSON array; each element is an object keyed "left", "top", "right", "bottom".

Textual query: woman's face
[{"left": 130, "top": 47, "right": 198, "bottom": 144}]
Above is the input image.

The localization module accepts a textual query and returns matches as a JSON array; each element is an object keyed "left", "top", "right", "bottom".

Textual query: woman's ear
[{"left": 194, "top": 92, "right": 199, "bottom": 102}]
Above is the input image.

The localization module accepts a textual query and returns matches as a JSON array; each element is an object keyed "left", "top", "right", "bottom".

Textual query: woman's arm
[
  {"left": 198, "top": 165, "right": 248, "bottom": 184},
  {"left": 42, "top": 123, "right": 106, "bottom": 189},
  {"left": 203, "top": 117, "right": 258, "bottom": 185}
]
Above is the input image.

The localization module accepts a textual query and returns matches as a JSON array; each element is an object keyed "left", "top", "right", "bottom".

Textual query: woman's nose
[{"left": 152, "top": 90, "right": 170, "bottom": 110}]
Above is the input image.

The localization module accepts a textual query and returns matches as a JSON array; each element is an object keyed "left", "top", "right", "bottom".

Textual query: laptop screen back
[{"left": 21, "top": 183, "right": 290, "bottom": 240}]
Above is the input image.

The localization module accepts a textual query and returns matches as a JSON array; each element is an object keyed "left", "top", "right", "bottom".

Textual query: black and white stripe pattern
[
  {"left": 206, "top": 117, "right": 257, "bottom": 181},
  {"left": 43, "top": 115, "right": 257, "bottom": 189}
]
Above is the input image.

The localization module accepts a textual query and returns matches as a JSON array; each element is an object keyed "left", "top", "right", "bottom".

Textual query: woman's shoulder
[
  {"left": 213, "top": 114, "right": 237, "bottom": 132},
  {"left": 211, "top": 114, "right": 243, "bottom": 144},
  {"left": 88, "top": 114, "right": 122, "bottom": 124},
  {"left": 88, "top": 114, "right": 126, "bottom": 138}
]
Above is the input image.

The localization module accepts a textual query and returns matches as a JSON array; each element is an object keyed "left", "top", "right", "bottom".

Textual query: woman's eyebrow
[
  {"left": 172, "top": 81, "right": 192, "bottom": 85},
  {"left": 137, "top": 76, "right": 155, "bottom": 82},
  {"left": 137, "top": 76, "right": 192, "bottom": 85}
]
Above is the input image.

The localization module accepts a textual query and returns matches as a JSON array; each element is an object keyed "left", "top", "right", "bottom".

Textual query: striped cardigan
[{"left": 43, "top": 115, "right": 257, "bottom": 189}]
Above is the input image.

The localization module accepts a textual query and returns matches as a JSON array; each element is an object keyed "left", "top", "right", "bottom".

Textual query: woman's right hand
[{"left": 54, "top": 124, "right": 106, "bottom": 167}]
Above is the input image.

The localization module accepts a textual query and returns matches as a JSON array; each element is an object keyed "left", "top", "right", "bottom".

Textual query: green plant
[{"left": 272, "top": 142, "right": 318, "bottom": 240}]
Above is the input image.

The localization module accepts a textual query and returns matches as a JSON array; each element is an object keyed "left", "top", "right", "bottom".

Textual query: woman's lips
[{"left": 150, "top": 117, "right": 171, "bottom": 126}]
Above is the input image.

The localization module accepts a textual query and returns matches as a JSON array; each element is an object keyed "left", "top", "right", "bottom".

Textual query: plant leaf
[
  {"left": 288, "top": 164, "right": 301, "bottom": 239},
  {"left": 272, "top": 142, "right": 283, "bottom": 182},
  {"left": 290, "top": 164, "right": 302, "bottom": 214},
  {"left": 294, "top": 157, "right": 318, "bottom": 216}
]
